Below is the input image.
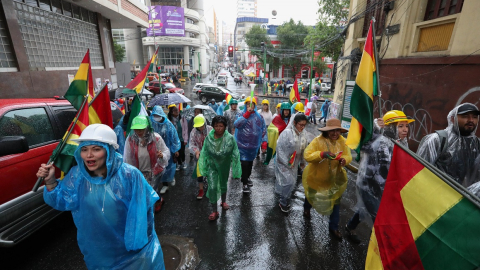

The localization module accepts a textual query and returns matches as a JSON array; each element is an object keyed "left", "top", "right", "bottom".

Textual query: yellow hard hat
[
  {"left": 168, "top": 104, "right": 176, "bottom": 109},
  {"left": 262, "top": 99, "right": 269, "bottom": 105},
  {"left": 276, "top": 103, "right": 281, "bottom": 108},
  {"left": 193, "top": 114, "right": 206, "bottom": 128},
  {"left": 383, "top": 110, "right": 415, "bottom": 125},
  {"left": 245, "top": 96, "right": 257, "bottom": 105},
  {"left": 294, "top": 102, "right": 305, "bottom": 113}
]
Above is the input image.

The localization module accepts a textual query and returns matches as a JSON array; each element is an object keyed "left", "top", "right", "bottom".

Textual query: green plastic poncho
[{"left": 198, "top": 129, "right": 241, "bottom": 203}]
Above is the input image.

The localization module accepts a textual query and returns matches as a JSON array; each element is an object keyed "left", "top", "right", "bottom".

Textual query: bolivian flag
[
  {"left": 345, "top": 20, "right": 378, "bottom": 160},
  {"left": 223, "top": 93, "right": 233, "bottom": 111},
  {"left": 64, "top": 50, "right": 91, "bottom": 110},
  {"left": 88, "top": 79, "right": 113, "bottom": 128},
  {"left": 289, "top": 80, "right": 300, "bottom": 105},
  {"left": 264, "top": 116, "right": 288, "bottom": 165},
  {"left": 366, "top": 144, "right": 480, "bottom": 270},
  {"left": 125, "top": 47, "right": 159, "bottom": 93}
]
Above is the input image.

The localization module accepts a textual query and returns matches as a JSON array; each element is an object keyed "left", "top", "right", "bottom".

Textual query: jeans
[
  {"left": 347, "top": 211, "right": 361, "bottom": 230},
  {"left": 309, "top": 112, "right": 316, "bottom": 124},
  {"left": 304, "top": 199, "right": 341, "bottom": 231},
  {"left": 240, "top": 160, "right": 254, "bottom": 185}
]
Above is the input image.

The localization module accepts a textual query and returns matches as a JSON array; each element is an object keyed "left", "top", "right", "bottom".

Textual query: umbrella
[
  {"left": 148, "top": 93, "right": 191, "bottom": 107},
  {"left": 183, "top": 105, "right": 217, "bottom": 123}
]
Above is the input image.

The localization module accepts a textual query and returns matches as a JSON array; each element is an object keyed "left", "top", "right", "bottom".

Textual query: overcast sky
[{"left": 203, "top": 0, "right": 320, "bottom": 28}]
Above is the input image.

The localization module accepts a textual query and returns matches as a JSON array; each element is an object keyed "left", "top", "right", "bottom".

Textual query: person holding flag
[
  {"left": 36, "top": 124, "right": 166, "bottom": 269},
  {"left": 168, "top": 104, "right": 188, "bottom": 170},
  {"left": 124, "top": 116, "right": 170, "bottom": 212},
  {"left": 275, "top": 114, "right": 308, "bottom": 213},
  {"left": 150, "top": 106, "right": 181, "bottom": 194},
  {"left": 264, "top": 102, "right": 292, "bottom": 165},
  {"left": 224, "top": 99, "right": 241, "bottom": 135},
  {"left": 234, "top": 96, "right": 266, "bottom": 193}
]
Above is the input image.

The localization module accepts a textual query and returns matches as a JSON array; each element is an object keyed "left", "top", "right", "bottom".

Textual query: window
[
  {"left": 0, "top": 108, "right": 55, "bottom": 147},
  {"left": 51, "top": 106, "right": 76, "bottom": 137},
  {"left": 362, "top": 0, "right": 389, "bottom": 37},
  {"left": 0, "top": 4, "right": 17, "bottom": 69},
  {"left": 424, "top": 0, "right": 464, "bottom": 21}
]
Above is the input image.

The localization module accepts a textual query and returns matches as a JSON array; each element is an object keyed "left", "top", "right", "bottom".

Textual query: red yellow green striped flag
[
  {"left": 223, "top": 93, "right": 233, "bottom": 111},
  {"left": 345, "top": 20, "right": 378, "bottom": 160},
  {"left": 263, "top": 116, "right": 288, "bottom": 165},
  {"left": 366, "top": 144, "right": 480, "bottom": 270},
  {"left": 88, "top": 80, "right": 113, "bottom": 128},
  {"left": 125, "top": 47, "right": 159, "bottom": 94},
  {"left": 289, "top": 80, "right": 300, "bottom": 105},
  {"left": 64, "top": 50, "right": 91, "bottom": 110}
]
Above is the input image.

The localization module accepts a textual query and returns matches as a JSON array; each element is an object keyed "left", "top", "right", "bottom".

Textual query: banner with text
[{"left": 147, "top": 6, "right": 185, "bottom": 37}]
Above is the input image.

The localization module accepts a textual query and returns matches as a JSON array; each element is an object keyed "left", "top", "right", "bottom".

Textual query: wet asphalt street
[{"left": 0, "top": 70, "right": 371, "bottom": 270}]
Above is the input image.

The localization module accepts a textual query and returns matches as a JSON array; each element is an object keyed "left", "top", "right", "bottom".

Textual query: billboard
[{"left": 147, "top": 6, "right": 185, "bottom": 37}]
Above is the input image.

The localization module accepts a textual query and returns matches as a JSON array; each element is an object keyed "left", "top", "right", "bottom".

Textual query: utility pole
[
  {"left": 309, "top": 45, "right": 314, "bottom": 99},
  {"left": 261, "top": 42, "right": 266, "bottom": 95},
  {"left": 197, "top": 52, "right": 202, "bottom": 83}
]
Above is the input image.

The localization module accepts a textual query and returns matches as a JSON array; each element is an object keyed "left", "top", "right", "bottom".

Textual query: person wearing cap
[
  {"left": 198, "top": 115, "right": 241, "bottom": 221},
  {"left": 36, "top": 124, "right": 166, "bottom": 269},
  {"left": 124, "top": 115, "right": 170, "bottom": 212},
  {"left": 345, "top": 110, "right": 415, "bottom": 243},
  {"left": 189, "top": 114, "right": 213, "bottom": 200},
  {"left": 168, "top": 104, "right": 188, "bottom": 170},
  {"left": 150, "top": 106, "right": 181, "bottom": 194},
  {"left": 224, "top": 99, "right": 241, "bottom": 135},
  {"left": 417, "top": 103, "right": 480, "bottom": 186},
  {"left": 302, "top": 119, "right": 352, "bottom": 239},
  {"left": 216, "top": 100, "right": 228, "bottom": 116},
  {"left": 187, "top": 107, "right": 211, "bottom": 141},
  {"left": 234, "top": 96, "right": 266, "bottom": 193},
  {"left": 240, "top": 94, "right": 246, "bottom": 102},
  {"left": 264, "top": 102, "right": 294, "bottom": 165},
  {"left": 273, "top": 103, "right": 281, "bottom": 118},
  {"left": 275, "top": 114, "right": 308, "bottom": 213},
  {"left": 208, "top": 99, "right": 219, "bottom": 112}
]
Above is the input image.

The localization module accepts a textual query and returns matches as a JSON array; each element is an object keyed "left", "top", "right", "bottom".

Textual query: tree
[
  {"left": 317, "top": 0, "right": 350, "bottom": 25},
  {"left": 113, "top": 40, "right": 125, "bottom": 62},
  {"left": 304, "top": 19, "right": 344, "bottom": 61},
  {"left": 276, "top": 19, "right": 311, "bottom": 78},
  {"left": 244, "top": 25, "right": 276, "bottom": 71}
]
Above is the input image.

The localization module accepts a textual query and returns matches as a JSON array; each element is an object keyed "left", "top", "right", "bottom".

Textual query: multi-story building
[
  {"left": 237, "top": 0, "right": 257, "bottom": 18},
  {"left": 233, "top": 17, "right": 268, "bottom": 70},
  {"left": 334, "top": 0, "right": 479, "bottom": 149},
  {"left": 0, "top": 0, "right": 149, "bottom": 98}
]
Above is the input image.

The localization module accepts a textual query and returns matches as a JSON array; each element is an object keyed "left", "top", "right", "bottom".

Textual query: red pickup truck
[{"left": 0, "top": 98, "right": 123, "bottom": 247}]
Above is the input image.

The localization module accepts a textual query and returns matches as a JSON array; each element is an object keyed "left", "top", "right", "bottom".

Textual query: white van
[{"left": 217, "top": 75, "right": 227, "bottom": 86}]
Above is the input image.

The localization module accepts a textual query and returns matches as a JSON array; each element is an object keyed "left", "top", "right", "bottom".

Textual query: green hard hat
[
  {"left": 280, "top": 102, "right": 291, "bottom": 110},
  {"left": 131, "top": 115, "right": 149, "bottom": 130},
  {"left": 230, "top": 99, "right": 238, "bottom": 105}
]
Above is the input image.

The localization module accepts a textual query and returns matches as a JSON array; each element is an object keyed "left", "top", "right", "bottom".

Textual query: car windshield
[{"left": 165, "top": 83, "right": 175, "bottom": 88}]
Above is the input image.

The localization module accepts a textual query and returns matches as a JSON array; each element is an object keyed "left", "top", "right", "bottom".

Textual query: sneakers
[
  {"left": 208, "top": 211, "right": 219, "bottom": 221},
  {"left": 160, "top": 186, "right": 169, "bottom": 194},
  {"left": 279, "top": 203, "right": 289, "bottom": 213},
  {"left": 247, "top": 180, "right": 253, "bottom": 187},
  {"left": 171, "top": 179, "right": 176, "bottom": 187},
  {"left": 242, "top": 185, "right": 251, "bottom": 193},
  {"left": 345, "top": 225, "right": 361, "bottom": 243},
  {"left": 182, "top": 164, "right": 187, "bottom": 169},
  {"left": 176, "top": 165, "right": 180, "bottom": 171},
  {"left": 196, "top": 189, "right": 204, "bottom": 200}
]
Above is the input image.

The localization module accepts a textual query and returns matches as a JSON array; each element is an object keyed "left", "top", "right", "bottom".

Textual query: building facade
[
  {"left": 237, "top": 0, "right": 257, "bottom": 18},
  {"left": 334, "top": 0, "right": 479, "bottom": 149},
  {"left": 0, "top": 0, "right": 149, "bottom": 98},
  {"left": 233, "top": 17, "right": 268, "bottom": 70}
]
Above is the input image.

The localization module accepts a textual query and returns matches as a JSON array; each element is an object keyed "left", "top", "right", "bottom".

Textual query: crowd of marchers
[{"left": 36, "top": 95, "right": 480, "bottom": 268}]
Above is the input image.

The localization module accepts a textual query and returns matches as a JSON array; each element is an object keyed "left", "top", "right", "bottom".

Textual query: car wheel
[{"left": 201, "top": 95, "right": 207, "bottom": 104}]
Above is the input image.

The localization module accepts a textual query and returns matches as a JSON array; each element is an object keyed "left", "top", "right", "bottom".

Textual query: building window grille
[
  {"left": 14, "top": 1, "right": 104, "bottom": 69},
  {"left": 158, "top": 47, "right": 183, "bottom": 66},
  {"left": 0, "top": 4, "right": 17, "bottom": 69},
  {"left": 424, "top": 0, "right": 464, "bottom": 21}
]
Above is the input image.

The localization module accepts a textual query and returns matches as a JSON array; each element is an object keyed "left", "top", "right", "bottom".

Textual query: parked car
[
  {"left": 193, "top": 83, "right": 214, "bottom": 95},
  {"left": 161, "top": 82, "right": 184, "bottom": 95},
  {"left": 217, "top": 75, "right": 228, "bottom": 86},
  {"left": 198, "top": 86, "right": 240, "bottom": 104},
  {"left": 0, "top": 98, "right": 123, "bottom": 247},
  {"left": 148, "top": 80, "right": 166, "bottom": 95},
  {"left": 147, "top": 72, "right": 159, "bottom": 82}
]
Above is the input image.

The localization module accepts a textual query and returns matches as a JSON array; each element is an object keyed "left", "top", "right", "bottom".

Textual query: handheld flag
[
  {"left": 288, "top": 151, "right": 297, "bottom": 167},
  {"left": 365, "top": 143, "right": 480, "bottom": 270},
  {"left": 304, "top": 98, "right": 311, "bottom": 116},
  {"left": 345, "top": 20, "right": 378, "bottom": 160},
  {"left": 289, "top": 80, "right": 300, "bottom": 105},
  {"left": 125, "top": 47, "right": 159, "bottom": 93},
  {"left": 64, "top": 50, "right": 92, "bottom": 110},
  {"left": 223, "top": 93, "right": 233, "bottom": 111},
  {"left": 88, "top": 83, "right": 113, "bottom": 128},
  {"left": 264, "top": 116, "right": 288, "bottom": 165}
]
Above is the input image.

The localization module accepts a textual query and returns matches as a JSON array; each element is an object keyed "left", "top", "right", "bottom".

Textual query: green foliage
[
  {"left": 113, "top": 40, "right": 125, "bottom": 62},
  {"left": 304, "top": 19, "right": 344, "bottom": 61},
  {"left": 317, "top": 0, "right": 350, "bottom": 25},
  {"left": 244, "top": 25, "right": 275, "bottom": 71},
  {"left": 277, "top": 19, "right": 311, "bottom": 75}
]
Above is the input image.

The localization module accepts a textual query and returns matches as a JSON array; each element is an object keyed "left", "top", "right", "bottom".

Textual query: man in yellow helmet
[{"left": 345, "top": 110, "right": 415, "bottom": 243}]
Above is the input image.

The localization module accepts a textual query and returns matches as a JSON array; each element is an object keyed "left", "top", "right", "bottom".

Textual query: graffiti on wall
[{"left": 456, "top": 86, "right": 480, "bottom": 107}]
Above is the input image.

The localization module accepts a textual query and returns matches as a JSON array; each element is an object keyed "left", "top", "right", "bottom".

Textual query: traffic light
[
  {"left": 228, "top": 46, "right": 233, "bottom": 57},
  {"left": 235, "top": 47, "right": 238, "bottom": 52}
]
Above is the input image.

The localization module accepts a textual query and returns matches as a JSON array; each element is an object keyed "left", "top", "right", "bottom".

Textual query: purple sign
[{"left": 147, "top": 6, "right": 185, "bottom": 37}]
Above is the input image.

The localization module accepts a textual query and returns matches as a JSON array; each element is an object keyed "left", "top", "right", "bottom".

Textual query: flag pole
[
  {"left": 33, "top": 95, "right": 89, "bottom": 192},
  {"left": 371, "top": 18, "right": 383, "bottom": 118},
  {"left": 390, "top": 139, "right": 480, "bottom": 208}
]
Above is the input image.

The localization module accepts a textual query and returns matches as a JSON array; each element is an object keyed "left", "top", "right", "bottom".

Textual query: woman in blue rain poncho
[
  {"left": 113, "top": 114, "right": 127, "bottom": 155},
  {"left": 234, "top": 96, "right": 266, "bottom": 193},
  {"left": 150, "top": 105, "right": 181, "bottom": 194},
  {"left": 36, "top": 124, "right": 165, "bottom": 270},
  {"left": 216, "top": 100, "right": 228, "bottom": 116}
]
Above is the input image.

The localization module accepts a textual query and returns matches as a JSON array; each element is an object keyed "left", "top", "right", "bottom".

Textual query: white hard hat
[{"left": 72, "top": 124, "right": 119, "bottom": 149}]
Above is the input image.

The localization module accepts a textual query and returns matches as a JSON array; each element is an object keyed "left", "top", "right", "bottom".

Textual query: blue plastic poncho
[
  {"left": 216, "top": 100, "right": 227, "bottom": 116},
  {"left": 150, "top": 106, "right": 181, "bottom": 183},
  {"left": 208, "top": 102, "right": 219, "bottom": 112},
  {"left": 234, "top": 103, "right": 266, "bottom": 161},
  {"left": 44, "top": 141, "right": 164, "bottom": 270},
  {"left": 114, "top": 116, "right": 126, "bottom": 155},
  {"left": 321, "top": 100, "right": 331, "bottom": 118}
]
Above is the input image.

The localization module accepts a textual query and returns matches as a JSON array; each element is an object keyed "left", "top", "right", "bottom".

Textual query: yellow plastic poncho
[{"left": 302, "top": 134, "right": 352, "bottom": 215}]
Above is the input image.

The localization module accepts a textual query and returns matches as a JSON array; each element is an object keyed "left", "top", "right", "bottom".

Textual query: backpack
[{"left": 419, "top": 130, "right": 448, "bottom": 166}]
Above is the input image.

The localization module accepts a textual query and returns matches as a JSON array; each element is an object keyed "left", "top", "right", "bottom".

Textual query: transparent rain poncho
[
  {"left": 274, "top": 125, "right": 307, "bottom": 199},
  {"left": 234, "top": 104, "right": 266, "bottom": 161},
  {"left": 224, "top": 108, "right": 241, "bottom": 134},
  {"left": 150, "top": 106, "right": 181, "bottom": 183},
  {"left": 417, "top": 103, "right": 480, "bottom": 186},
  {"left": 124, "top": 129, "right": 170, "bottom": 186},
  {"left": 44, "top": 141, "right": 165, "bottom": 270},
  {"left": 302, "top": 134, "right": 352, "bottom": 215},
  {"left": 198, "top": 129, "right": 241, "bottom": 203}
]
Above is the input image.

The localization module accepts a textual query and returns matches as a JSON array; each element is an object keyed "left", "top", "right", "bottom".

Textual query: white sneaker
[
  {"left": 160, "top": 186, "right": 169, "bottom": 194},
  {"left": 171, "top": 179, "right": 176, "bottom": 187}
]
